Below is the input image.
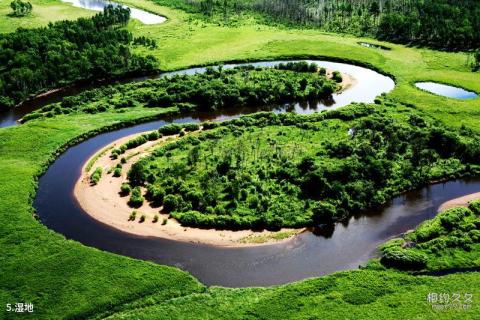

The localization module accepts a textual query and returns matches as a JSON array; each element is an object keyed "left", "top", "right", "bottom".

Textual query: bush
[
  {"left": 128, "top": 162, "right": 147, "bottom": 186},
  {"left": 439, "top": 207, "right": 471, "bottom": 230},
  {"left": 146, "top": 131, "right": 160, "bottom": 141},
  {"left": 163, "top": 194, "right": 181, "bottom": 212},
  {"left": 312, "top": 201, "right": 337, "bottom": 224},
  {"left": 332, "top": 71, "right": 343, "bottom": 83},
  {"left": 128, "top": 211, "right": 137, "bottom": 221},
  {"left": 380, "top": 248, "right": 427, "bottom": 270},
  {"left": 120, "top": 183, "right": 131, "bottom": 196},
  {"left": 90, "top": 167, "right": 103, "bottom": 185},
  {"left": 183, "top": 123, "right": 200, "bottom": 132},
  {"left": 153, "top": 215, "right": 159, "bottom": 223},
  {"left": 113, "top": 167, "right": 122, "bottom": 177},
  {"left": 128, "top": 187, "right": 145, "bottom": 208},
  {"left": 469, "top": 200, "right": 480, "bottom": 215},
  {"left": 139, "top": 214, "right": 146, "bottom": 223},
  {"left": 159, "top": 124, "right": 182, "bottom": 135},
  {"left": 146, "top": 184, "right": 165, "bottom": 205}
]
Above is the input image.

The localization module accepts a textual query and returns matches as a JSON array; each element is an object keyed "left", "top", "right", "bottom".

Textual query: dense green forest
[
  {"left": 123, "top": 103, "right": 480, "bottom": 230},
  {"left": 157, "top": 0, "right": 480, "bottom": 50},
  {"left": 21, "top": 62, "right": 337, "bottom": 122},
  {"left": 0, "top": 5, "right": 157, "bottom": 109},
  {"left": 379, "top": 200, "right": 480, "bottom": 271}
]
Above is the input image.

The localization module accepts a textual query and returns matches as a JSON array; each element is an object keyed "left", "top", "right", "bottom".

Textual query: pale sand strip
[{"left": 438, "top": 192, "right": 480, "bottom": 212}]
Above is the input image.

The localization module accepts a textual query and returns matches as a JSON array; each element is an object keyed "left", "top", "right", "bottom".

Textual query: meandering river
[
  {"left": 20, "top": 60, "right": 477, "bottom": 286},
  {"left": 0, "top": 60, "right": 393, "bottom": 128},
  {"left": 33, "top": 117, "right": 480, "bottom": 287}
]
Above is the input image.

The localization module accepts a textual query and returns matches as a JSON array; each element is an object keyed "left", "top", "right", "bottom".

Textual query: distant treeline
[
  {"left": 0, "top": 6, "right": 157, "bottom": 109},
  {"left": 156, "top": 0, "right": 480, "bottom": 50}
]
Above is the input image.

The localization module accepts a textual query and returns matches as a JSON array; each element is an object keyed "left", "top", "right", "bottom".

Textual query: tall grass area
[
  {"left": 0, "top": 108, "right": 207, "bottom": 319},
  {"left": 0, "top": 1, "right": 479, "bottom": 319},
  {"left": 102, "top": 270, "right": 480, "bottom": 319}
]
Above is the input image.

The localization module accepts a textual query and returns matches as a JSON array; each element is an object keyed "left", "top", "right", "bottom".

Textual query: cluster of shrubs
[
  {"left": 380, "top": 200, "right": 480, "bottom": 271},
  {"left": 111, "top": 131, "right": 163, "bottom": 159},
  {"left": 274, "top": 61, "right": 319, "bottom": 73},
  {"left": 128, "top": 186, "right": 145, "bottom": 208},
  {"left": 133, "top": 36, "right": 157, "bottom": 48},
  {"left": 90, "top": 167, "right": 103, "bottom": 185}
]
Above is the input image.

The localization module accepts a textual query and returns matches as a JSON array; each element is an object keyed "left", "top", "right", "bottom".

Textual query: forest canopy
[
  {"left": 22, "top": 63, "right": 337, "bottom": 122},
  {"left": 0, "top": 5, "right": 157, "bottom": 109},
  {"left": 157, "top": 0, "right": 480, "bottom": 50},
  {"left": 124, "top": 103, "right": 480, "bottom": 230}
]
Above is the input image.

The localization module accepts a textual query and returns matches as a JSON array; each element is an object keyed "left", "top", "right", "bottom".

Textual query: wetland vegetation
[
  {"left": 124, "top": 103, "right": 480, "bottom": 229},
  {"left": 22, "top": 62, "right": 337, "bottom": 121},
  {"left": 0, "top": 0, "right": 479, "bottom": 319},
  {"left": 380, "top": 200, "right": 480, "bottom": 271}
]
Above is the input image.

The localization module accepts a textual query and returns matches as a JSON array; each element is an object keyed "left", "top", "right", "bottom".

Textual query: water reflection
[
  {"left": 416, "top": 82, "right": 478, "bottom": 100},
  {"left": 61, "top": 0, "right": 166, "bottom": 24}
]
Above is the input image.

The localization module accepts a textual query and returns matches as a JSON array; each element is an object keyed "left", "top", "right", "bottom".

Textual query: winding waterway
[
  {"left": 0, "top": 60, "right": 393, "bottom": 128},
  {"left": 24, "top": 60, "right": 480, "bottom": 287},
  {"left": 34, "top": 121, "right": 480, "bottom": 287}
]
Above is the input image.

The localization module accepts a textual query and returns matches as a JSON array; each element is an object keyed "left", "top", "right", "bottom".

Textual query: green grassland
[
  {"left": 103, "top": 271, "right": 480, "bottom": 319},
  {"left": 0, "top": 0, "right": 479, "bottom": 319},
  {"left": 0, "top": 0, "right": 94, "bottom": 33},
  {"left": 120, "top": 0, "right": 480, "bottom": 131}
]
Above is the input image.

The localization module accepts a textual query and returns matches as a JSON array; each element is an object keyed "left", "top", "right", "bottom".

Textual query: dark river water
[
  {"left": 0, "top": 60, "right": 394, "bottom": 128},
  {"left": 6, "top": 59, "right": 474, "bottom": 287},
  {"left": 33, "top": 119, "right": 480, "bottom": 287}
]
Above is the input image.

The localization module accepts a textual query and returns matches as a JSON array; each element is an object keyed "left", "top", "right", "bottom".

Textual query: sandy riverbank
[
  {"left": 438, "top": 192, "right": 480, "bottom": 212},
  {"left": 74, "top": 128, "right": 480, "bottom": 247},
  {"left": 74, "top": 129, "right": 307, "bottom": 247},
  {"left": 73, "top": 72, "right": 359, "bottom": 247}
]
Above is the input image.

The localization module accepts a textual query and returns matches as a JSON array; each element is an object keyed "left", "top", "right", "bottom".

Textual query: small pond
[
  {"left": 61, "top": 0, "right": 166, "bottom": 24},
  {"left": 415, "top": 82, "right": 478, "bottom": 100}
]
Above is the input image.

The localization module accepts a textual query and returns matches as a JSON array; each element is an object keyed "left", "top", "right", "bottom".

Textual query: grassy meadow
[
  {"left": 0, "top": 0, "right": 479, "bottom": 319},
  {"left": 0, "top": 0, "right": 94, "bottom": 32}
]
